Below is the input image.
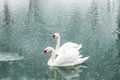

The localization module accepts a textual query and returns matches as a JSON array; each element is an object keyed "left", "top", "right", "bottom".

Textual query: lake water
[{"left": 0, "top": 0, "right": 120, "bottom": 80}]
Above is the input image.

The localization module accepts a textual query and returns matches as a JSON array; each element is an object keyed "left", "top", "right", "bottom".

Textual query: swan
[
  {"left": 52, "top": 33, "right": 83, "bottom": 56},
  {"left": 43, "top": 47, "right": 89, "bottom": 66}
]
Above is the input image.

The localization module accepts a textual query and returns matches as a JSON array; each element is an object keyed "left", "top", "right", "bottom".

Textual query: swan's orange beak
[
  {"left": 43, "top": 50, "right": 47, "bottom": 56},
  {"left": 51, "top": 35, "right": 55, "bottom": 40}
]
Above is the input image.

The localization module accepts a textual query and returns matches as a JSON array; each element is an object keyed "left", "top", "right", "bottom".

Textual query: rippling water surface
[{"left": 0, "top": 0, "right": 120, "bottom": 80}]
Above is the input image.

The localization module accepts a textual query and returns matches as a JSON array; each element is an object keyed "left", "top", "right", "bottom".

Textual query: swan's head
[
  {"left": 43, "top": 47, "right": 54, "bottom": 56},
  {"left": 52, "top": 33, "right": 60, "bottom": 39}
]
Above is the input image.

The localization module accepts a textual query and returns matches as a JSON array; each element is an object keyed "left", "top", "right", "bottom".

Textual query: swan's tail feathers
[
  {"left": 77, "top": 44, "right": 82, "bottom": 50},
  {"left": 75, "top": 56, "right": 90, "bottom": 65},
  {"left": 79, "top": 55, "right": 83, "bottom": 58}
]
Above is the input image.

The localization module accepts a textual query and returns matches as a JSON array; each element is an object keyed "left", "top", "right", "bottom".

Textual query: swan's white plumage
[
  {"left": 44, "top": 47, "right": 89, "bottom": 66},
  {"left": 60, "top": 42, "right": 82, "bottom": 50},
  {"left": 44, "top": 33, "right": 89, "bottom": 66},
  {"left": 57, "top": 42, "right": 82, "bottom": 55},
  {"left": 52, "top": 33, "right": 82, "bottom": 56},
  {"left": 53, "top": 48, "right": 89, "bottom": 66}
]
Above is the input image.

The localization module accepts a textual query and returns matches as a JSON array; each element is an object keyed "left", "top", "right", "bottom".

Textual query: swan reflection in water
[{"left": 43, "top": 64, "right": 88, "bottom": 80}]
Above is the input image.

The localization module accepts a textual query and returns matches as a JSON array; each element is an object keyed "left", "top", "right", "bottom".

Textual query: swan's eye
[
  {"left": 44, "top": 50, "right": 47, "bottom": 53},
  {"left": 43, "top": 50, "right": 47, "bottom": 56},
  {"left": 52, "top": 35, "right": 56, "bottom": 39},
  {"left": 52, "top": 35, "right": 55, "bottom": 37}
]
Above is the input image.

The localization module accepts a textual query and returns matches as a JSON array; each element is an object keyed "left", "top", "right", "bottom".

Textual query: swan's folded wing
[
  {"left": 73, "top": 56, "right": 90, "bottom": 65},
  {"left": 54, "top": 49, "right": 80, "bottom": 66},
  {"left": 59, "top": 42, "right": 82, "bottom": 54},
  {"left": 60, "top": 42, "right": 81, "bottom": 49}
]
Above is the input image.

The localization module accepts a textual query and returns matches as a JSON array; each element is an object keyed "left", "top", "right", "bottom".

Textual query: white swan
[
  {"left": 52, "top": 33, "right": 82, "bottom": 56},
  {"left": 43, "top": 47, "right": 89, "bottom": 66}
]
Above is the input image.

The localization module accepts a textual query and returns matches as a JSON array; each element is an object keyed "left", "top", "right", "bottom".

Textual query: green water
[{"left": 0, "top": 0, "right": 120, "bottom": 80}]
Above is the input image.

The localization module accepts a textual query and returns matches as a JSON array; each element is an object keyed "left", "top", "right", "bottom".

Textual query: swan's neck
[
  {"left": 55, "top": 36, "right": 60, "bottom": 50},
  {"left": 48, "top": 49, "right": 56, "bottom": 65}
]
